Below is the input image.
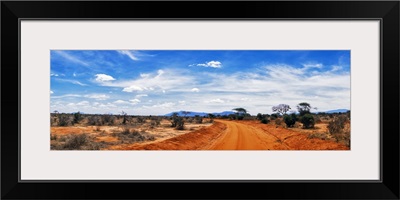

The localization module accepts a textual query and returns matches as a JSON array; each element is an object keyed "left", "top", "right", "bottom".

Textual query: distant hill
[
  {"left": 164, "top": 111, "right": 236, "bottom": 117},
  {"left": 288, "top": 109, "right": 350, "bottom": 115},
  {"left": 323, "top": 109, "right": 349, "bottom": 114}
]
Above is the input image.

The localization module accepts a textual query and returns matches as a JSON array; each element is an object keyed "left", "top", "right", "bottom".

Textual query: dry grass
[
  {"left": 50, "top": 115, "right": 213, "bottom": 150},
  {"left": 51, "top": 133, "right": 107, "bottom": 150}
]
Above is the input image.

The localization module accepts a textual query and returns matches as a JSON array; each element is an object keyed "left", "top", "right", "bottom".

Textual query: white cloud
[
  {"left": 50, "top": 73, "right": 59, "bottom": 77},
  {"left": 205, "top": 98, "right": 225, "bottom": 103},
  {"left": 51, "top": 94, "right": 82, "bottom": 99},
  {"left": 84, "top": 94, "right": 110, "bottom": 100},
  {"left": 123, "top": 85, "right": 144, "bottom": 92},
  {"left": 51, "top": 62, "right": 349, "bottom": 115},
  {"left": 140, "top": 73, "right": 150, "bottom": 78},
  {"left": 98, "top": 103, "right": 117, "bottom": 109},
  {"left": 54, "top": 78, "right": 87, "bottom": 86},
  {"left": 54, "top": 51, "right": 89, "bottom": 66},
  {"left": 157, "top": 69, "right": 164, "bottom": 76},
  {"left": 114, "top": 100, "right": 129, "bottom": 104},
  {"left": 95, "top": 74, "right": 115, "bottom": 82},
  {"left": 76, "top": 101, "right": 90, "bottom": 106},
  {"left": 331, "top": 65, "right": 343, "bottom": 72},
  {"left": 303, "top": 63, "right": 323, "bottom": 69},
  {"left": 129, "top": 99, "right": 141, "bottom": 104},
  {"left": 192, "top": 61, "right": 222, "bottom": 68},
  {"left": 171, "top": 63, "right": 349, "bottom": 115},
  {"left": 118, "top": 50, "right": 139, "bottom": 61},
  {"left": 73, "top": 81, "right": 86, "bottom": 86},
  {"left": 50, "top": 90, "right": 54, "bottom": 94},
  {"left": 135, "top": 94, "right": 148, "bottom": 98},
  {"left": 151, "top": 102, "right": 175, "bottom": 108},
  {"left": 103, "top": 69, "right": 193, "bottom": 93}
]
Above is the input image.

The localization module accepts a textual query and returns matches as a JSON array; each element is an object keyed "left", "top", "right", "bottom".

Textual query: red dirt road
[
  {"left": 113, "top": 120, "right": 348, "bottom": 150},
  {"left": 206, "top": 120, "right": 288, "bottom": 150}
]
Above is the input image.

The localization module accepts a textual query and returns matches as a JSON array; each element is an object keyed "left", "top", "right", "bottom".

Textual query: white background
[{"left": 21, "top": 21, "right": 380, "bottom": 180}]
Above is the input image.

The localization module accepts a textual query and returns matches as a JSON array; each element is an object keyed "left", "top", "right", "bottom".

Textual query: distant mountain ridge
[
  {"left": 322, "top": 109, "right": 349, "bottom": 114},
  {"left": 165, "top": 109, "right": 349, "bottom": 117},
  {"left": 164, "top": 111, "right": 236, "bottom": 117},
  {"left": 289, "top": 109, "right": 349, "bottom": 114}
]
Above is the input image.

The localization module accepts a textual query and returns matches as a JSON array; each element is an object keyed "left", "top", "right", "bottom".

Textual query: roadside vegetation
[{"left": 50, "top": 101, "right": 350, "bottom": 150}]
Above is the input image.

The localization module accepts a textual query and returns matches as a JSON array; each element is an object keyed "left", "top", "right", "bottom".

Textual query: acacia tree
[
  {"left": 232, "top": 108, "right": 247, "bottom": 120},
  {"left": 272, "top": 104, "right": 291, "bottom": 115},
  {"left": 297, "top": 102, "right": 312, "bottom": 116},
  {"left": 233, "top": 108, "right": 247, "bottom": 114}
]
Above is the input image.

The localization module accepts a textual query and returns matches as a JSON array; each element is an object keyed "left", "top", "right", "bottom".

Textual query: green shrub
[
  {"left": 63, "top": 134, "right": 88, "bottom": 149},
  {"left": 301, "top": 114, "right": 315, "bottom": 129},
  {"left": 328, "top": 115, "right": 347, "bottom": 134},
  {"left": 270, "top": 113, "right": 278, "bottom": 120},
  {"left": 87, "top": 115, "right": 102, "bottom": 126},
  {"left": 175, "top": 118, "right": 185, "bottom": 130},
  {"left": 171, "top": 114, "right": 185, "bottom": 130},
  {"left": 194, "top": 116, "right": 203, "bottom": 124},
  {"left": 113, "top": 128, "right": 155, "bottom": 142},
  {"left": 73, "top": 112, "right": 83, "bottom": 124},
  {"left": 58, "top": 114, "right": 71, "bottom": 126},
  {"left": 283, "top": 114, "right": 297, "bottom": 127},
  {"left": 101, "top": 114, "right": 115, "bottom": 125},
  {"left": 261, "top": 118, "right": 270, "bottom": 124},
  {"left": 228, "top": 114, "right": 237, "bottom": 120}
]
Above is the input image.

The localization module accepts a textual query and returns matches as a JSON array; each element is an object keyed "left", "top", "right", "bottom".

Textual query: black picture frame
[{"left": 2, "top": 1, "right": 399, "bottom": 199}]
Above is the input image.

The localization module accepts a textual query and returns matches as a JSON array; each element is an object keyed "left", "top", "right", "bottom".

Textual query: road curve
[{"left": 206, "top": 120, "right": 289, "bottom": 150}]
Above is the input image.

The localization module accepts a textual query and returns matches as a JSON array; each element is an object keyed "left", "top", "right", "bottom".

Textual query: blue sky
[{"left": 50, "top": 50, "right": 350, "bottom": 115}]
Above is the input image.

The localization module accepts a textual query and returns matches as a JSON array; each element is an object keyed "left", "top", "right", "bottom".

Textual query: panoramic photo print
[{"left": 50, "top": 50, "right": 350, "bottom": 150}]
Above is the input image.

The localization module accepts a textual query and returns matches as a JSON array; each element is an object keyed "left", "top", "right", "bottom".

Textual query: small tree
[
  {"left": 121, "top": 111, "right": 127, "bottom": 125},
  {"left": 272, "top": 104, "right": 291, "bottom": 115},
  {"left": 256, "top": 113, "right": 263, "bottom": 120},
  {"left": 207, "top": 113, "right": 215, "bottom": 123},
  {"left": 175, "top": 118, "right": 185, "bottom": 130},
  {"left": 102, "top": 114, "right": 115, "bottom": 125},
  {"left": 233, "top": 108, "right": 247, "bottom": 120},
  {"left": 260, "top": 118, "right": 270, "bottom": 124},
  {"left": 297, "top": 102, "right": 312, "bottom": 116},
  {"left": 73, "top": 112, "right": 83, "bottom": 124},
  {"left": 170, "top": 113, "right": 178, "bottom": 127},
  {"left": 284, "top": 113, "right": 297, "bottom": 127},
  {"left": 58, "top": 114, "right": 70, "bottom": 126},
  {"left": 194, "top": 115, "right": 203, "bottom": 124},
  {"left": 232, "top": 108, "right": 247, "bottom": 115},
  {"left": 171, "top": 113, "right": 185, "bottom": 129},
  {"left": 301, "top": 114, "right": 315, "bottom": 129}
]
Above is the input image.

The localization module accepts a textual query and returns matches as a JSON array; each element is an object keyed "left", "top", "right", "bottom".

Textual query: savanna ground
[{"left": 50, "top": 112, "right": 350, "bottom": 150}]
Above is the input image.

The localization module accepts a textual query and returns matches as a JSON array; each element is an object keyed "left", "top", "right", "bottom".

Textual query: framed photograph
[{"left": 2, "top": 1, "right": 399, "bottom": 199}]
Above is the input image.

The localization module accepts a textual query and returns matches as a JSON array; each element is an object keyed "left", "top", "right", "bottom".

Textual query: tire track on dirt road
[{"left": 205, "top": 120, "right": 289, "bottom": 150}]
